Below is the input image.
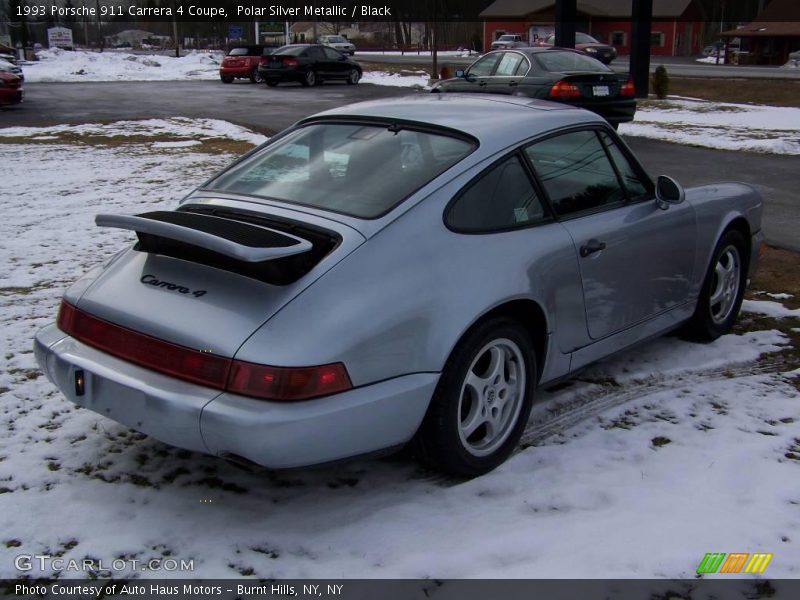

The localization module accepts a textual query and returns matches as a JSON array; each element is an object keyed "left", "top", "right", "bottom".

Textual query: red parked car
[
  {"left": 219, "top": 45, "right": 274, "bottom": 84},
  {"left": 0, "top": 71, "right": 23, "bottom": 107}
]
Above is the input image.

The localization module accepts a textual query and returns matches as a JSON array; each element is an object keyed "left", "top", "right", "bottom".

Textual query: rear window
[
  {"left": 534, "top": 50, "right": 612, "bottom": 72},
  {"left": 206, "top": 122, "right": 476, "bottom": 219},
  {"left": 273, "top": 45, "right": 307, "bottom": 56},
  {"left": 228, "top": 47, "right": 259, "bottom": 56}
]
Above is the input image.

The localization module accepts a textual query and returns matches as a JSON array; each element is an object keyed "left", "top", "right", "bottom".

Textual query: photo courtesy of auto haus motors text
[{"left": 14, "top": 583, "right": 344, "bottom": 598}]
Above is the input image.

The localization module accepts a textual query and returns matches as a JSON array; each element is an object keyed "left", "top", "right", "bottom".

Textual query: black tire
[
  {"left": 302, "top": 70, "right": 317, "bottom": 87},
  {"left": 220, "top": 75, "right": 234, "bottom": 84},
  {"left": 411, "top": 317, "right": 536, "bottom": 478},
  {"left": 611, "top": 122, "right": 620, "bottom": 130},
  {"left": 346, "top": 68, "right": 360, "bottom": 85},
  {"left": 683, "top": 229, "right": 748, "bottom": 342},
  {"left": 265, "top": 80, "right": 278, "bottom": 87},
  {"left": 250, "top": 69, "right": 264, "bottom": 84}
]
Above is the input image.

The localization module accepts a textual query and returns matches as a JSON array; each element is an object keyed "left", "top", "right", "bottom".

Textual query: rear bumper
[
  {"left": 219, "top": 66, "right": 253, "bottom": 78},
  {"left": 0, "top": 88, "right": 22, "bottom": 106},
  {"left": 573, "top": 98, "right": 636, "bottom": 124},
  {"left": 34, "top": 323, "right": 437, "bottom": 469},
  {"left": 258, "top": 68, "right": 303, "bottom": 83}
]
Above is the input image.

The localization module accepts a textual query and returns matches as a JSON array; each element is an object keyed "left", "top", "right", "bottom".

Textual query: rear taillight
[
  {"left": 549, "top": 80, "right": 582, "bottom": 99},
  {"left": 57, "top": 301, "right": 230, "bottom": 389},
  {"left": 619, "top": 79, "right": 636, "bottom": 97},
  {"left": 57, "top": 301, "right": 352, "bottom": 401},
  {"left": 282, "top": 57, "right": 298, "bottom": 67},
  {"left": 228, "top": 361, "right": 352, "bottom": 401},
  {"left": 259, "top": 56, "right": 269, "bottom": 65}
]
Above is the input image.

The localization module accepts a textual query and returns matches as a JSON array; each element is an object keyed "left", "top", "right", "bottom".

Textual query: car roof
[{"left": 303, "top": 94, "right": 604, "bottom": 146}]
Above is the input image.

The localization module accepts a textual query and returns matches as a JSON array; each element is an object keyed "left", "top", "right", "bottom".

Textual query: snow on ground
[
  {"left": 620, "top": 97, "right": 800, "bottom": 155},
  {"left": 23, "top": 48, "right": 431, "bottom": 88},
  {"left": 359, "top": 50, "right": 479, "bottom": 58},
  {"left": 24, "top": 48, "right": 223, "bottom": 82},
  {"left": 743, "top": 299, "right": 800, "bottom": 319},
  {"left": 1, "top": 120, "right": 799, "bottom": 579}
]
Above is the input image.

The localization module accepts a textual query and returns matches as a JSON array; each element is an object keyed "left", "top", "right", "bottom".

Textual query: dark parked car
[
  {"left": 432, "top": 48, "right": 636, "bottom": 128},
  {"left": 0, "top": 70, "right": 23, "bottom": 107},
  {"left": 540, "top": 33, "right": 618, "bottom": 64},
  {"left": 219, "top": 45, "right": 274, "bottom": 84},
  {"left": 258, "top": 44, "right": 362, "bottom": 87}
]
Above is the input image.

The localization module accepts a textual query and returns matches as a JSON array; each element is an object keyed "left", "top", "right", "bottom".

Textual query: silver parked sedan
[{"left": 35, "top": 95, "right": 763, "bottom": 477}]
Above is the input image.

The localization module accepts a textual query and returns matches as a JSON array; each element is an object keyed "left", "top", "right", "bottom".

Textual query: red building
[{"left": 479, "top": 0, "right": 705, "bottom": 56}]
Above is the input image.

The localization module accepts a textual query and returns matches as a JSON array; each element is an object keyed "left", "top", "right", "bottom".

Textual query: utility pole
[
  {"left": 630, "top": 0, "right": 653, "bottom": 98},
  {"left": 555, "top": 0, "right": 576, "bottom": 49}
]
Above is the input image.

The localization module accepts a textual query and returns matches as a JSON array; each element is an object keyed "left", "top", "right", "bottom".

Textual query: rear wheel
[
  {"left": 302, "top": 70, "right": 317, "bottom": 87},
  {"left": 684, "top": 229, "right": 747, "bottom": 341},
  {"left": 250, "top": 69, "right": 264, "bottom": 84},
  {"left": 220, "top": 75, "right": 234, "bottom": 84},
  {"left": 346, "top": 68, "right": 361, "bottom": 85},
  {"left": 412, "top": 317, "right": 536, "bottom": 477},
  {"left": 265, "top": 80, "right": 278, "bottom": 87}
]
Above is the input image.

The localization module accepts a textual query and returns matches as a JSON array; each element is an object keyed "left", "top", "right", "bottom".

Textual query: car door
[
  {"left": 321, "top": 46, "right": 348, "bottom": 76},
  {"left": 446, "top": 52, "right": 502, "bottom": 93},
  {"left": 524, "top": 128, "right": 697, "bottom": 341},
  {"left": 306, "top": 46, "right": 329, "bottom": 76},
  {"left": 486, "top": 51, "right": 530, "bottom": 95}
]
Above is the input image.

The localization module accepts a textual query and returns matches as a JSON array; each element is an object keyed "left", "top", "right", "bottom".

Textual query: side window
[
  {"left": 599, "top": 132, "right": 651, "bottom": 201},
  {"left": 467, "top": 53, "right": 501, "bottom": 77},
  {"left": 323, "top": 47, "right": 342, "bottom": 60},
  {"left": 495, "top": 52, "right": 523, "bottom": 76},
  {"left": 514, "top": 56, "right": 531, "bottom": 76},
  {"left": 447, "top": 155, "right": 546, "bottom": 232},
  {"left": 308, "top": 47, "right": 325, "bottom": 60},
  {"left": 524, "top": 130, "right": 626, "bottom": 217}
]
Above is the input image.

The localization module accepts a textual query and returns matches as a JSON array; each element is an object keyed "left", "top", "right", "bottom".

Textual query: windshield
[
  {"left": 326, "top": 36, "right": 347, "bottom": 43},
  {"left": 207, "top": 123, "right": 476, "bottom": 219},
  {"left": 228, "top": 48, "right": 250, "bottom": 56},
  {"left": 498, "top": 35, "right": 517, "bottom": 41},
  {"left": 535, "top": 50, "right": 612, "bottom": 72}
]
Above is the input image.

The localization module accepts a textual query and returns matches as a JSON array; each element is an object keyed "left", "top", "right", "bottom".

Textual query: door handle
[
  {"left": 509, "top": 81, "right": 518, "bottom": 87},
  {"left": 580, "top": 239, "right": 606, "bottom": 257},
  {"left": 478, "top": 81, "right": 487, "bottom": 86}
]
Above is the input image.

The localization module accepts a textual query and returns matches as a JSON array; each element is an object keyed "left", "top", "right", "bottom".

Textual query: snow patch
[{"left": 742, "top": 300, "right": 800, "bottom": 319}]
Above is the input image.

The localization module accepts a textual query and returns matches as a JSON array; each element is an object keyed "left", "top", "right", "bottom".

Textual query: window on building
[
  {"left": 611, "top": 31, "right": 626, "bottom": 46},
  {"left": 651, "top": 32, "right": 665, "bottom": 47}
]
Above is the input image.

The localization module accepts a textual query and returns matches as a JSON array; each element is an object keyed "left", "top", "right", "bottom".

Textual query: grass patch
[{"left": 667, "top": 77, "right": 800, "bottom": 108}]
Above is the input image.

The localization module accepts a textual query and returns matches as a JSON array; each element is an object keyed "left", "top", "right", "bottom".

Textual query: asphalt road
[{"left": 2, "top": 80, "right": 797, "bottom": 251}]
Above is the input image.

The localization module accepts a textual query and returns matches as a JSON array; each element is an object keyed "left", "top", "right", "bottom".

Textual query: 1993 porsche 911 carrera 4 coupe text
[{"left": 35, "top": 95, "right": 763, "bottom": 477}]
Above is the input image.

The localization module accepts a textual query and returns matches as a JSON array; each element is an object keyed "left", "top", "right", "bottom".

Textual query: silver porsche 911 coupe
[{"left": 35, "top": 95, "right": 763, "bottom": 477}]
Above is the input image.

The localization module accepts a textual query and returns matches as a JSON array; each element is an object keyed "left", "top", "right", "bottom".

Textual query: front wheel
[
  {"left": 683, "top": 229, "right": 748, "bottom": 341},
  {"left": 346, "top": 68, "right": 361, "bottom": 85},
  {"left": 220, "top": 75, "right": 234, "bottom": 84},
  {"left": 412, "top": 317, "right": 536, "bottom": 477}
]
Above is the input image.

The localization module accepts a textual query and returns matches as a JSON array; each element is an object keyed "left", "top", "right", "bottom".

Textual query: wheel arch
[{"left": 452, "top": 298, "right": 549, "bottom": 382}]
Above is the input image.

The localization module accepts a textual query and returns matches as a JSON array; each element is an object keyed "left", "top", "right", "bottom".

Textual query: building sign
[{"left": 47, "top": 26, "right": 74, "bottom": 49}]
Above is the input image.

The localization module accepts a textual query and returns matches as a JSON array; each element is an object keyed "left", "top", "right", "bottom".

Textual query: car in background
[
  {"left": 318, "top": 35, "right": 356, "bottom": 56},
  {"left": 490, "top": 34, "right": 528, "bottom": 51},
  {"left": 432, "top": 48, "right": 636, "bottom": 128},
  {"left": 0, "top": 71, "right": 23, "bottom": 107},
  {"left": 219, "top": 45, "right": 274, "bottom": 84},
  {"left": 0, "top": 54, "right": 23, "bottom": 81},
  {"left": 258, "top": 44, "right": 362, "bottom": 87},
  {"left": 35, "top": 94, "right": 763, "bottom": 477},
  {"left": 540, "top": 32, "right": 617, "bottom": 64}
]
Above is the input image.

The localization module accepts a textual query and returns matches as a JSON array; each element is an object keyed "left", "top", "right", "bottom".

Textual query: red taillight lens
[
  {"left": 57, "top": 302, "right": 352, "bottom": 401},
  {"left": 228, "top": 361, "right": 352, "bottom": 401},
  {"left": 549, "top": 80, "right": 582, "bottom": 99},
  {"left": 259, "top": 56, "right": 268, "bottom": 65},
  {"left": 57, "top": 302, "right": 230, "bottom": 389},
  {"left": 619, "top": 79, "right": 636, "bottom": 97},
  {"left": 282, "top": 57, "right": 298, "bottom": 67}
]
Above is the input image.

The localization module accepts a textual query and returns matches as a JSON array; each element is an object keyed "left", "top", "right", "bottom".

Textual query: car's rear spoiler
[{"left": 96, "top": 211, "right": 313, "bottom": 262}]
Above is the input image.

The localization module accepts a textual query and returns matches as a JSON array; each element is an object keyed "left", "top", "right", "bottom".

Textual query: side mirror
[
  {"left": 655, "top": 175, "right": 685, "bottom": 210},
  {"left": 455, "top": 69, "right": 465, "bottom": 78}
]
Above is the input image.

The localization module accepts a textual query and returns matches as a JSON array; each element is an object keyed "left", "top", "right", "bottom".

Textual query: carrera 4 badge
[{"left": 140, "top": 274, "right": 207, "bottom": 298}]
